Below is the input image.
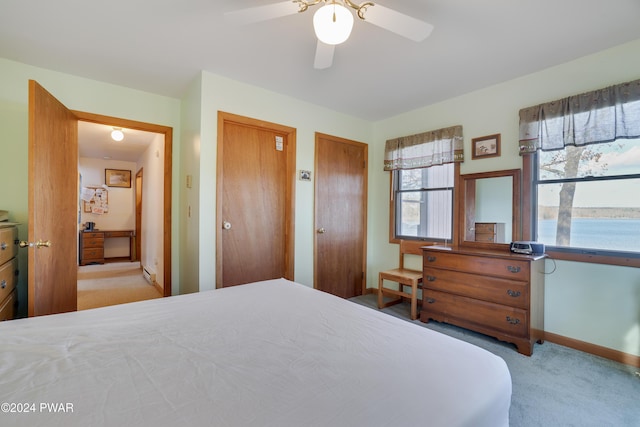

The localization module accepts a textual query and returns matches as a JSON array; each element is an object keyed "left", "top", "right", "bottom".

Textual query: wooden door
[
  {"left": 314, "top": 133, "right": 368, "bottom": 299},
  {"left": 28, "top": 80, "right": 78, "bottom": 316},
  {"left": 216, "top": 112, "right": 296, "bottom": 287},
  {"left": 135, "top": 168, "right": 143, "bottom": 262}
]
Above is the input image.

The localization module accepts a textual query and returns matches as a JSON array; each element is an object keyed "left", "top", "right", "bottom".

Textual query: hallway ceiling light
[{"left": 111, "top": 128, "right": 124, "bottom": 141}]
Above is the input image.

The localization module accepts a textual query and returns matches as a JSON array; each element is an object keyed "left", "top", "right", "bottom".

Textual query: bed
[{"left": 0, "top": 278, "right": 511, "bottom": 426}]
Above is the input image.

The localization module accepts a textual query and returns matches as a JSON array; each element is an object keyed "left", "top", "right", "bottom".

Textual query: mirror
[{"left": 459, "top": 169, "right": 521, "bottom": 248}]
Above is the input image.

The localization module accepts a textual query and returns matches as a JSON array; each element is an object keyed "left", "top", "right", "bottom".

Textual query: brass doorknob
[
  {"left": 19, "top": 240, "right": 52, "bottom": 249},
  {"left": 317, "top": 228, "right": 326, "bottom": 234}
]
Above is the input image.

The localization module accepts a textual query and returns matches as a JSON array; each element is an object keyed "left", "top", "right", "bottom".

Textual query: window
[
  {"left": 533, "top": 138, "right": 640, "bottom": 256},
  {"left": 393, "top": 163, "right": 454, "bottom": 241},
  {"left": 520, "top": 78, "right": 640, "bottom": 264},
  {"left": 384, "top": 124, "right": 463, "bottom": 242}
]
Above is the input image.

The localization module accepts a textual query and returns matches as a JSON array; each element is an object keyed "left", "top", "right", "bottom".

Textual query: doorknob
[
  {"left": 316, "top": 227, "right": 326, "bottom": 234},
  {"left": 222, "top": 221, "right": 232, "bottom": 230},
  {"left": 19, "top": 240, "right": 52, "bottom": 249}
]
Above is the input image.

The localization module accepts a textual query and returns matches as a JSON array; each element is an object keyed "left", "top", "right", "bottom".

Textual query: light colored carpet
[
  {"left": 77, "top": 262, "right": 162, "bottom": 310},
  {"left": 350, "top": 294, "right": 640, "bottom": 427}
]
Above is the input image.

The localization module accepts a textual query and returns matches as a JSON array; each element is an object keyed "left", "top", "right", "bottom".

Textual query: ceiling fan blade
[
  {"left": 362, "top": 4, "right": 434, "bottom": 42},
  {"left": 314, "top": 41, "right": 335, "bottom": 69},
  {"left": 224, "top": 1, "right": 301, "bottom": 25}
]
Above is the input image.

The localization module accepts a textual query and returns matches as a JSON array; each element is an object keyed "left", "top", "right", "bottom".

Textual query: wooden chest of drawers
[
  {"left": 0, "top": 225, "right": 19, "bottom": 321},
  {"left": 421, "top": 245, "right": 545, "bottom": 355},
  {"left": 79, "top": 231, "right": 104, "bottom": 265}
]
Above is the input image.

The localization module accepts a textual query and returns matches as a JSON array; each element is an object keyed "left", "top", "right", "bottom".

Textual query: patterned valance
[
  {"left": 519, "top": 78, "right": 640, "bottom": 154},
  {"left": 383, "top": 125, "right": 464, "bottom": 171}
]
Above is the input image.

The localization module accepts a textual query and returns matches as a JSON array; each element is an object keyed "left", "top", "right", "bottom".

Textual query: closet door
[{"left": 216, "top": 112, "right": 296, "bottom": 287}]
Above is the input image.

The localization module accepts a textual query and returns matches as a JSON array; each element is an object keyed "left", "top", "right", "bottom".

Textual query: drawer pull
[
  {"left": 507, "top": 265, "right": 521, "bottom": 273},
  {"left": 0, "top": 242, "right": 6, "bottom": 250},
  {"left": 426, "top": 298, "right": 436, "bottom": 304},
  {"left": 507, "top": 289, "right": 521, "bottom": 297},
  {"left": 427, "top": 256, "right": 436, "bottom": 262},
  {"left": 506, "top": 316, "right": 520, "bottom": 325},
  {"left": 1, "top": 280, "right": 6, "bottom": 289},
  {"left": 426, "top": 275, "right": 436, "bottom": 282}
]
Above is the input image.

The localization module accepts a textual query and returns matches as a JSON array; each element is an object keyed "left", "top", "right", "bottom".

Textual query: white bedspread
[{"left": 0, "top": 279, "right": 511, "bottom": 426}]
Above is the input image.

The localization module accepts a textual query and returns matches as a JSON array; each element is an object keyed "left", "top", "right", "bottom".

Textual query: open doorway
[{"left": 75, "top": 113, "right": 172, "bottom": 310}]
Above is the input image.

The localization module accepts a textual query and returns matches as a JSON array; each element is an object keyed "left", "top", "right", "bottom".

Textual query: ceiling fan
[{"left": 225, "top": 0, "right": 434, "bottom": 69}]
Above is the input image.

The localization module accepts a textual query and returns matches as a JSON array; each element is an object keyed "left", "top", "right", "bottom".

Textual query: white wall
[
  {"left": 371, "top": 39, "right": 640, "bottom": 357},
  {"left": 79, "top": 158, "right": 135, "bottom": 258},
  {"left": 138, "top": 134, "right": 165, "bottom": 287}
]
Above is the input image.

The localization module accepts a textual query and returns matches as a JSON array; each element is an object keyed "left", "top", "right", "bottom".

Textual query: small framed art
[
  {"left": 299, "top": 170, "right": 311, "bottom": 181},
  {"left": 105, "top": 169, "right": 132, "bottom": 188},
  {"left": 471, "top": 134, "right": 501, "bottom": 159}
]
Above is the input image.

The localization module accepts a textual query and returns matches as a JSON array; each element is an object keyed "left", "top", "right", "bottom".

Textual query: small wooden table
[{"left": 79, "top": 230, "right": 135, "bottom": 265}]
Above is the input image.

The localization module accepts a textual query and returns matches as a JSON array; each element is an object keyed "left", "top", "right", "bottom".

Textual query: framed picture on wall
[
  {"left": 471, "top": 134, "right": 501, "bottom": 159},
  {"left": 105, "top": 169, "right": 132, "bottom": 188}
]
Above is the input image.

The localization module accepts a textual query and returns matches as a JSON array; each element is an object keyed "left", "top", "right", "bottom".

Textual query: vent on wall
[{"left": 143, "top": 266, "right": 156, "bottom": 284}]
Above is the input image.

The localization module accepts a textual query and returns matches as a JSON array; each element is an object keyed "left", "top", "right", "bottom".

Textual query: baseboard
[
  {"left": 544, "top": 331, "right": 640, "bottom": 368},
  {"left": 153, "top": 281, "right": 163, "bottom": 295},
  {"left": 368, "top": 288, "right": 639, "bottom": 368}
]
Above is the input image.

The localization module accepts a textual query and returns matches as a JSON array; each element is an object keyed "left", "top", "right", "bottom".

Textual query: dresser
[
  {"left": 421, "top": 245, "right": 545, "bottom": 355},
  {"left": 0, "top": 224, "right": 19, "bottom": 321},
  {"left": 474, "top": 222, "right": 505, "bottom": 243}
]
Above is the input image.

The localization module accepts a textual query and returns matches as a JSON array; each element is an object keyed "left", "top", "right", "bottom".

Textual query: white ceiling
[
  {"left": 77, "top": 122, "right": 158, "bottom": 163},
  {"left": 2, "top": 0, "right": 640, "bottom": 124}
]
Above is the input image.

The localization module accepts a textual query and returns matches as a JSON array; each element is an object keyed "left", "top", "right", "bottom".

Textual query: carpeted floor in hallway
[{"left": 77, "top": 262, "right": 162, "bottom": 310}]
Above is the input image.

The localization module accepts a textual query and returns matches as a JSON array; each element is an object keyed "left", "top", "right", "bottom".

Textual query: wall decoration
[
  {"left": 82, "top": 187, "right": 109, "bottom": 214},
  {"left": 471, "top": 134, "right": 501, "bottom": 159},
  {"left": 105, "top": 168, "right": 132, "bottom": 188},
  {"left": 299, "top": 170, "right": 311, "bottom": 181}
]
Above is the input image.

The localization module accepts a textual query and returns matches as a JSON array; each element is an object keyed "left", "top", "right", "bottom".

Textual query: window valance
[
  {"left": 519, "top": 78, "right": 640, "bottom": 154},
  {"left": 383, "top": 125, "right": 464, "bottom": 171}
]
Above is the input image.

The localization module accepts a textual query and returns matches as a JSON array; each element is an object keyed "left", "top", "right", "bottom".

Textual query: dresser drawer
[
  {"left": 475, "top": 233, "right": 496, "bottom": 243},
  {"left": 82, "top": 236, "right": 104, "bottom": 248},
  {"left": 423, "top": 268, "right": 529, "bottom": 309},
  {"left": 0, "top": 226, "right": 18, "bottom": 265},
  {"left": 475, "top": 223, "right": 497, "bottom": 234},
  {"left": 82, "top": 248, "right": 104, "bottom": 260},
  {"left": 0, "top": 288, "right": 16, "bottom": 321},
  {"left": 0, "top": 258, "right": 18, "bottom": 303},
  {"left": 82, "top": 231, "right": 104, "bottom": 239},
  {"left": 424, "top": 250, "right": 530, "bottom": 281},
  {"left": 423, "top": 289, "right": 528, "bottom": 337}
]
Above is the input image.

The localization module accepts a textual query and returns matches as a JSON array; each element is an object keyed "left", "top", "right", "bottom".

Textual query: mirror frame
[{"left": 457, "top": 168, "right": 522, "bottom": 250}]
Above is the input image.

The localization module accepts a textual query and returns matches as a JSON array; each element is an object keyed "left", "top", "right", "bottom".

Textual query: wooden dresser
[
  {"left": 421, "top": 245, "right": 545, "bottom": 355},
  {"left": 0, "top": 224, "right": 19, "bottom": 321}
]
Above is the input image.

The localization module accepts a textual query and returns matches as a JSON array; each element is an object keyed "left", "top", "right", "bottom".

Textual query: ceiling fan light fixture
[
  {"left": 111, "top": 127, "right": 124, "bottom": 142},
  {"left": 313, "top": 2, "right": 354, "bottom": 45}
]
